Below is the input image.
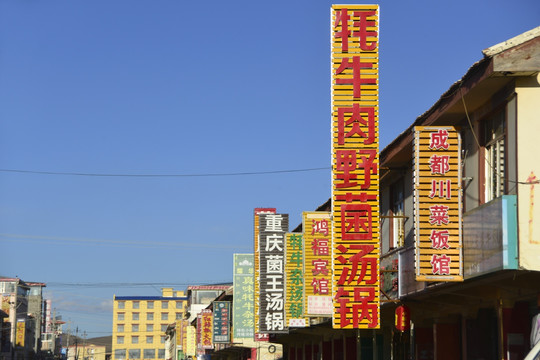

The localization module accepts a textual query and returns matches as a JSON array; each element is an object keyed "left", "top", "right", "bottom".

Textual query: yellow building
[{"left": 112, "top": 288, "right": 187, "bottom": 360}]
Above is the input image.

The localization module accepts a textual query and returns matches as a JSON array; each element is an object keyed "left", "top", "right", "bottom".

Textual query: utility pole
[{"left": 74, "top": 327, "right": 79, "bottom": 360}]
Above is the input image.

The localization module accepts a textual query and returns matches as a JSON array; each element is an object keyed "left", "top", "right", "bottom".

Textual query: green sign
[{"left": 233, "top": 254, "right": 254, "bottom": 339}]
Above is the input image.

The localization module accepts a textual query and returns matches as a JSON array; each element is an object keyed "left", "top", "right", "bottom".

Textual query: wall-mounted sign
[
  {"left": 253, "top": 208, "right": 275, "bottom": 341},
  {"left": 213, "top": 301, "right": 230, "bottom": 343},
  {"left": 233, "top": 254, "right": 254, "bottom": 339},
  {"left": 331, "top": 4, "right": 380, "bottom": 329},
  {"left": 201, "top": 310, "right": 213, "bottom": 349},
  {"left": 259, "top": 213, "right": 289, "bottom": 333},
  {"left": 413, "top": 126, "right": 463, "bottom": 281},
  {"left": 285, "top": 233, "right": 308, "bottom": 327},
  {"left": 303, "top": 212, "right": 333, "bottom": 316}
]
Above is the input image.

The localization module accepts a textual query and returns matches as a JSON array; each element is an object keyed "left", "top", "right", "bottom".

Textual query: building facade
[
  {"left": 0, "top": 278, "right": 46, "bottom": 360},
  {"left": 112, "top": 288, "right": 187, "bottom": 360},
  {"left": 270, "top": 25, "right": 540, "bottom": 360}
]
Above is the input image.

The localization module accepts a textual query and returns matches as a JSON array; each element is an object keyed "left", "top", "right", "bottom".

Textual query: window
[
  {"left": 157, "top": 349, "right": 165, "bottom": 359},
  {"left": 175, "top": 313, "right": 183, "bottom": 320},
  {"left": 483, "top": 110, "right": 506, "bottom": 202},
  {"left": 146, "top": 336, "right": 153, "bottom": 344},
  {"left": 143, "top": 349, "right": 155, "bottom": 359},
  {"left": 146, "top": 324, "right": 154, "bottom": 332},
  {"left": 132, "top": 312, "right": 139, "bottom": 321},
  {"left": 117, "top": 313, "right": 125, "bottom": 321},
  {"left": 147, "top": 301, "right": 154, "bottom": 309},
  {"left": 117, "top": 324, "right": 124, "bottom": 333},
  {"left": 176, "top": 301, "right": 183, "bottom": 309},
  {"left": 160, "top": 336, "right": 166, "bottom": 344},
  {"left": 133, "top": 301, "right": 140, "bottom": 309},
  {"left": 132, "top": 336, "right": 139, "bottom": 344},
  {"left": 161, "top": 313, "right": 168, "bottom": 321},
  {"left": 117, "top": 301, "right": 125, "bottom": 309},
  {"left": 114, "top": 349, "right": 126, "bottom": 360},
  {"left": 161, "top": 324, "right": 168, "bottom": 332},
  {"left": 132, "top": 324, "right": 139, "bottom": 332},
  {"left": 146, "top": 312, "right": 154, "bottom": 321},
  {"left": 161, "top": 301, "right": 168, "bottom": 309},
  {"left": 128, "top": 349, "right": 140, "bottom": 359},
  {"left": 390, "top": 179, "right": 405, "bottom": 249},
  {"left": 117, "top": 336, "right": 124, "bottom": 344}
]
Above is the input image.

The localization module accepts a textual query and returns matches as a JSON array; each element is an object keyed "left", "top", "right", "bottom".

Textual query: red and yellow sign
[
  {"left": 331, "top": 5, "right": 380, "bottom": 329},
  {"left": 16, "top": 320, "right": 25, "bottom": 347},
  {"left": 413, "top": 126, "right": 463, "bottom": 281},
  {"left": 303, "top": 212, "right": 333, "bottom": 316},
  {"left": 201, "top": 309, "right": 213, "bottom": 349}
]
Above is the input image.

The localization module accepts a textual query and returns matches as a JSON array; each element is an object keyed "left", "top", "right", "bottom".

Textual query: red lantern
[{"left": 395, "top": 305, "right": 410, "bottom": 331}]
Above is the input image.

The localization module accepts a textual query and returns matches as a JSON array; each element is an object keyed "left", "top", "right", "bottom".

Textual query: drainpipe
[{"left": 497, "top": 298, "right": 504, "bottom": 360}]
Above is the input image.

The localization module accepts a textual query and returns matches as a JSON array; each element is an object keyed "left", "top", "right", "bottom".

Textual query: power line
[
  {"left": 0, "top": 167, "right": 330, "bottom": 178},
  {"left": 0, "top": 233, "right": 250, "bottom": 250}
]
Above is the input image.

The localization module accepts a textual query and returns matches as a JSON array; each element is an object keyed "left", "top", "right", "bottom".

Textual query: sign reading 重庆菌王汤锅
[{"left": 259, "top": 213, "right": 289, "bottom": 334}]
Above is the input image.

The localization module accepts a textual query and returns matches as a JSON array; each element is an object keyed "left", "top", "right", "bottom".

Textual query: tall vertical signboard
[
  {"left": 259, "top": 213, "right": 289, "bottom": 333},
  {"left": 233, "top": 254, "right": 254, "bottom": 339},
  {"left": 213, "top": 301, "right": 231, "bottom": 343},
  {"left": 201, "top": 309, "right": 213, "bottom": 350},
  {"left": 413, "top": 126, "right": 463, "bottom": 281},
  {"left": 285, "top": 233, "right": 308, "bottom": 327},
  {"left": 303, "top": 212, "right": 333, "bottom": 316},
  {"left": 253, "top": 208, "right": 275, "bottom": 340},
  {"left": 331, "top": 4, "right": 380, "bottom": 329}
]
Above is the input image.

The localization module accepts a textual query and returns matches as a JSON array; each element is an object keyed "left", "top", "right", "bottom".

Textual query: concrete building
[
  {"left": 111, "top": 288, "right": 187, "bottom": 360},
  {"left": 66, "top": 344, "right": 106, "bottom": 360},
  {"left": 0, "top": 278, "right": 54, "bottom": 360}
]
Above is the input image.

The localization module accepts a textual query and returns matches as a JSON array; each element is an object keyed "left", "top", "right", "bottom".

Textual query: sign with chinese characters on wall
[
  {"left": 213, "top": 301, "right": 230, "bottom": 343},
  {"left": 233, "top": 254, "right": 254, "bottom": 340},
  {"left": 285, "top": 233, "right": 308, "bottom": 327},
  {"left": 413, "top": 126, "right": 463, "bottom": 281},
  {"left": 201, "top": 309, "right": 213, "bottom": 349},
  {"left": 331, "top": 4, "right": 380, "bottom": 329},
  {"left": 176, "top": 319, "right": 188, "bottom": 351},
  {"left": 186, "top": 325, "right": 196, "bottom": 357},
  {"left": 253, "top": 208, "right": 275, "bottom": 341},
  {"left": 16, "top": 320, "right": 25, "bottom": 347},
  {"left": 303, "top": 212, "right": 333, "bottom": 316},
  {"left": 259, "top": 213, "right": 289, "bottom": 333}
]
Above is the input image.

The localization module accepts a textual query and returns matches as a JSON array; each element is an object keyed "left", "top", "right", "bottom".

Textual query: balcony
[
  {"left": 398, "top": 195, "right": 517, "bottom": 297},
  {"left": 463, "top": 195, "right": 518, "bottom": 279}
]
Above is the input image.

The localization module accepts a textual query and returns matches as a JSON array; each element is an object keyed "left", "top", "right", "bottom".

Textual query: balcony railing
[{"left": 463, "top": 195, "right": 518, "bottom": 279}]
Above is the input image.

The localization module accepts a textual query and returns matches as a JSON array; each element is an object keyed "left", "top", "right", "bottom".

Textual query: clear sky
[{"left": 1, "top": 0, "right": 538, "bottom": 337}]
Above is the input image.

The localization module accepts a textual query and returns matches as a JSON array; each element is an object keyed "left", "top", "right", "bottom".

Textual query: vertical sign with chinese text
[
  {"left": 254, "top": 208, "right": 275, "bottom": 341},
  {"left": 201, "top": 310, "right": 213, "bottom": 349},
  {"left": 285, "top": 233, "right": 308, "bottom": 327},
  {"left": 16, "top": 320, "right": 25, "bottom": 347},
  {"left": 259, "top": 213, "right": 289, "bottom": 333},
  {"left": 186, "top": 325, "right": 196, "bottom": 357},
  {"left": 303, "top": 212, "right": 333, "bottom": 316},
  {"left": 413, "top": 126, "right": 463, "bottom": 281},
  {"left": 331, "top": 4, "right": 380, "bottom": 329},
  {"left": 213, "top": 301, "right": 231, "bottom": 343},
  {"left": 233, "top": 254, "right": 255, "bottom": 339}
]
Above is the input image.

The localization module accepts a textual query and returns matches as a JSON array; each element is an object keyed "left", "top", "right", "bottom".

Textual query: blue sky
[{"left": 1, "top": 0, "right": 538, "bottom": 336}]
